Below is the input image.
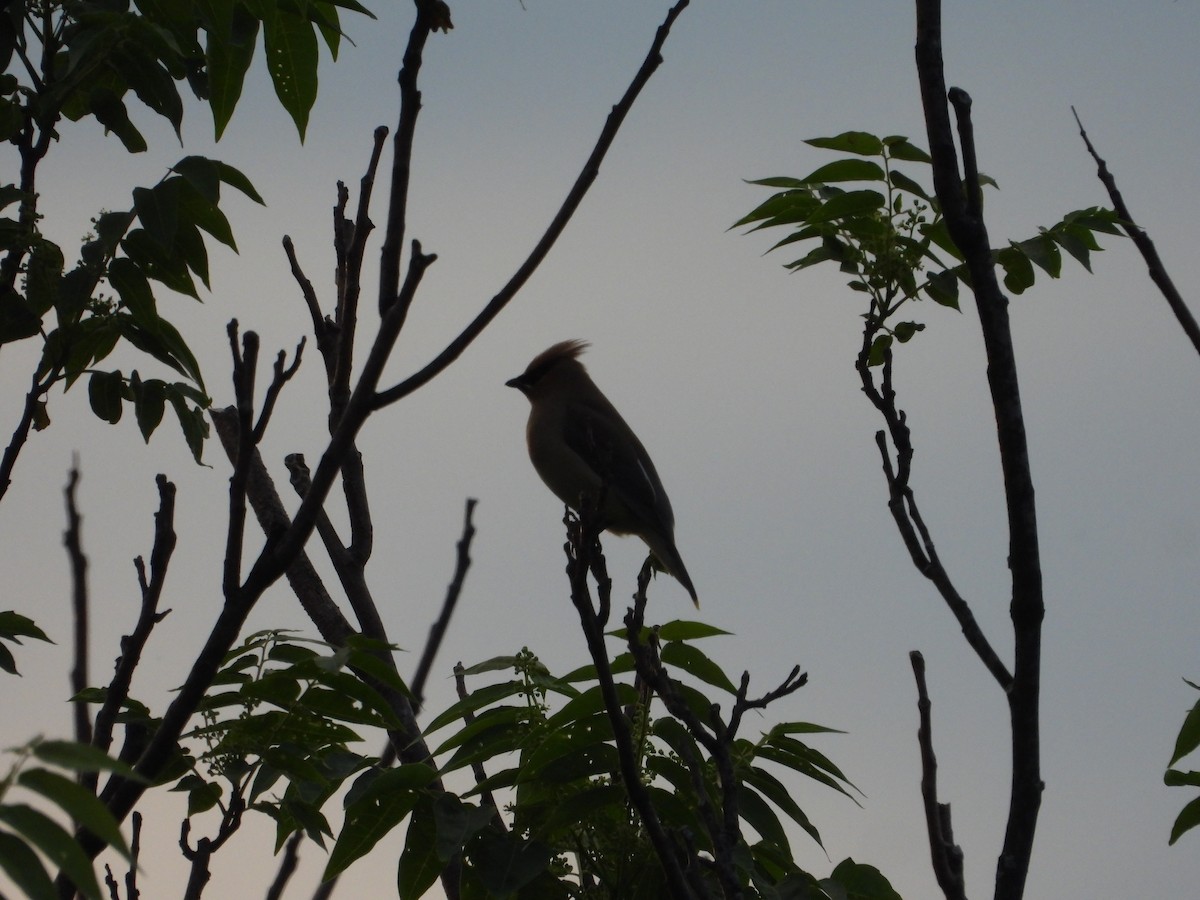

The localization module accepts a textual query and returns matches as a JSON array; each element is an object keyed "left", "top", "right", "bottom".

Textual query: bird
[{"left": 506, "top": 339, "right": 698, "bottom": 606}]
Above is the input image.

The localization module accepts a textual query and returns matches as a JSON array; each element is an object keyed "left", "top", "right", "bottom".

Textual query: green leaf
[
  {"left": 888, "top": 168, "right": 931, "bottom": 201},
  {"left": 263, "top": 4, "right": 319, "bottom": 140},
  {"left": 0, "top": 290, "right": 43, "bottom": 344},
  {"left": 656, "top": 620, "right": 733, "bottom": 642},
  {"left": 0, "top": 805, "right": 101, "bottom": 899},
  {"left": 470, "top": 829, "right": 552, "bottom": 896},
  {"left": 205, "top": 2, "right": 260, "bottom": 140},
  {"left": 107, "top": 257, "right": 158, "bottom": 323},
  {"left": 882, "top": 135, "right": 932, "bottom": 163},
  {"left": 131, "top": 375, "right": 166, "bottom": 441},
  {"left": 1165, "top": 769, "right": 1200, "bottom": 788},
  {"left": 460, "top": 655, "right": 522, "bottom": 677},
  {"left": 424, "top": 681, "right": 527, "bottom": 735},
  {"left": 325, "top": 765, "right": 435, "bottom": 880},
  {"left": 88, "top": 89, "right": 148, "bottom": 153},
  {"left": 114, "top": 45, "right": 183, "bottom": 137},
  {"left": 660, "top": 642, "right": 737, "bottom": 694},
  {"left": 1170, "top": 796, "right": 1200, "bottom": 845},
  {"left": 742, "top": 764, "right": 822, "bottom": 848},
  {"left": 32, "top": 740, "right": 142, "bottom": 779},
  {"left": 769, "top": 721, "right": 846, "bottom": 737},
  {"left": 997, "top": 245, "right": 1035, "bottom": 295},
  {"left": 892, "top": 321, "right": 924, "bottom": 343},
  {"left": 166, "top": 387, "right": 209, "bottom": 463},
  {"left": 924, "top": 268, "right": 961, "bottom": 309},
  {"left": 540, "top": 783, "right": 627, "bottom": 834},
  {"left": 25, "top": 241, "right": 65, "bottom": 317},
  {"left": 867, "top": 334, "right": 892, "bottom": 367},
  {"left": 0, "top": 611, "right": 52, "bottom": 644},
  {"left": 807, "top": 190, "right": 886, "bottom": 226},
  {"left": 738, "top": 786, "right": 790, "bottom": 853},
  {"left": 431, "top": 794, "right": 494, "bottom": 862},
  {"left": 17, "top": 768, "right": 130, "bottom": 858},
  {"left": 545, "top": 684, "right": 633, "bottom": 730},
  {"left": 397, "top": 797, "right": 440, "bottom": 900},
  {"left": 88, "top": 370, "right": 126, "bottom": 424},
  {"left": 828, "top": 858, "right": 904, "bottom": 900},
  {"left": 806, "top": 132, "right": 885, "bottom": 157},
  {"left": 797, "top": 159, "right": 885, "bottom": 185},
  {"left": 1017, "top": 234, "right": 1062, "bottom": 278},
  {"left": 1169, "top": 696, "right": 1200, "bottom": 766},
  {"left": 0, "top": 830, "right": 56, "bottom": 900}
]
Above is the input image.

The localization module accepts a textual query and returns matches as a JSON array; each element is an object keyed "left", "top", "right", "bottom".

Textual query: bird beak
[{"left": 505, "top": 376, "right": 523, "bottom": 390}]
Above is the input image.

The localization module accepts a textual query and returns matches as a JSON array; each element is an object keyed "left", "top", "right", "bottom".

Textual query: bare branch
[
  {"left": 374, "top": 0, "right": 693, "bottom": 408},
  {"left": 63, "top": 462, "right": 92, "bottom": 747},
  {"left": 0, "top": 368, "right": 55, "bottom": 503},
  {"left": 411, "top": 498, "right": 477, "bottom": 712},
  {"left": 253, "top": 339, "right": 306, "bottom": 444},
  {"left": 453, "top": 663, "right": 508, "bottom": 831},
  {"left": 1071, "top": 106, "right": 1200, "bottom": 358},
  {"left": 334, "top": 125, "right": 390, "bottom": 415},
  {"left": 565, "top": 506, "right": 694, "bottom": 899},
  {"left": 283, "top": 235, "right": 333, "bottom": 375},
  {"left": 915, "top": 4, "right": 1044, "bottom": 897},
  {"left": 264, "top": 831, "right": 303, "bottom": 900},
  {"left": 92, "top": 475, "right": 176, "bottom": 767},
  {"left": 911, "top": 652, "right": 966, "bottom": 900}
]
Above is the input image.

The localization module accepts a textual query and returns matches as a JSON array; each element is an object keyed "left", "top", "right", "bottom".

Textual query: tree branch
[
  {"left": 911, "top": 651, "right": 966, "bottom": 900},
  {"left": 64, "top": 463, "right": 92, "bottom": 748},
  {"left": 91, "top": 475, "right": 176, "bottom": 782},
  {"left": 373, "top": 0, "right": 692, "bottom": 409},
  {"left": 411, "top": 498, "right": 477, "bottom": 713},
  {"left": 565, "top": 508, "right": 694, "bottom": 900},
  {"left": 915, "top": 4, "right": 1045, "bottom": 898},
  {"left": 1071, "top": 106, "right": 1200, "bottom": 358}
]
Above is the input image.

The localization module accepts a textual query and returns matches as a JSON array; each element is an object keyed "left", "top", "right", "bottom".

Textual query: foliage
[
  {"left": 1165, "top": 678, "right": 1200, "bottom": 845},
  {"left": 734, "top": 130, "right": 1122, "bottom": 366},
  {"left": 0, "top": 609, "right": 53, "bottom": 675},
  {"left": 170, "top": 630, "right": 413, "bottom": 852},
  {"left": 0, "top": 737, "right": 141, "bottom": 900},
  {"left": 0, "top": 0, "right": 371, "bottom": 481},
  {"left": 306, "top": 635, "right": 901, "bottom": 899}
]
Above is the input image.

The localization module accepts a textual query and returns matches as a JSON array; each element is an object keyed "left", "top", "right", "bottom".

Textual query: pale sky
[{"left": 3, "top": 2, "right": 1199, "bottom": 897}]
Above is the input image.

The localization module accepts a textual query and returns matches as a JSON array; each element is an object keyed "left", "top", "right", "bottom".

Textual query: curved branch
[{"left": 374, "top": 0, "right": 692, "bottom": 409}]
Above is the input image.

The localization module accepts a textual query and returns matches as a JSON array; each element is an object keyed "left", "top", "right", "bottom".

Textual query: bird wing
[{"left": 560, "top": 398, "right": 675, "bottom": 536}]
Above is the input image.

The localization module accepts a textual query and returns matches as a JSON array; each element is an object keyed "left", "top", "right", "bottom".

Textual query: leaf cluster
[
  {"left": 1165, "top": 678, "right": 1200, "bottom": 845},
  {"left": 172, "top": 630, "right": 409, "bottom": 853},
  {"left": 735, "top": 131, "right": 1121, "bottom": 365},
  {"left": 0, "top": 0, "right": 372, "bottom": 476},
  {"left": 0, "top": 609, "right": 52, "bottom": 675},
  {"left": 0, "top": 738, "right": 143, "bottom": 900},
  {"left": 310, "top": 629, "right": 903, "bottom": 899}
]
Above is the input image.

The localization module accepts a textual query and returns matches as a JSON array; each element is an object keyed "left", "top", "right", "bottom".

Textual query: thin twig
[
  {"left": 64, "top": 463, "right": 92, "bottom": 747},
  {"left": 1071, "top": 106, "right": 1200, "bottom": 358},
  {"left": 92, "top": 475, "right": 176, "bottom": 768},
  {"left": 265, "top": 831, "right": 304, "bottom": 900},
  {"left": 411, "top": 499, "right": 478, "bottom": 712},
  {"left": 910, "top": 652, "right": 966, "bottom": 900},
  {"left": 453, "top": 663, "right": 507, "bottom": 830},
  {"left": 373, "top": 0, "right": 693, "bottom": 409}
]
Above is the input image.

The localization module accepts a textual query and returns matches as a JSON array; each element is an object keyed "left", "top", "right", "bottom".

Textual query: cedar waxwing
[{"left": 506, "top": 340, "right": 698, "bottom": 606}]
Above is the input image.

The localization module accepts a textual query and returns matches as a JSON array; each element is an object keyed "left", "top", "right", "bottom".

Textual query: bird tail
[{"left": 647, "top": 538, "right": 699, "bottom": 607}]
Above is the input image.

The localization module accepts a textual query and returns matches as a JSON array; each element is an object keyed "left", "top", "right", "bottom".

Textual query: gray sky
[{"left": 3, "top": 1, "right": 1199, "bottom": 896}]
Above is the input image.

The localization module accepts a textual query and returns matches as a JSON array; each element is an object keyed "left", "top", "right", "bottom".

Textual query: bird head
[{"left": 505, "top": 339, "right": 591, "bottom": 400}]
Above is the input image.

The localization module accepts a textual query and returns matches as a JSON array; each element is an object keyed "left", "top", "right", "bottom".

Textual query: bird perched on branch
[{"left": 506, "top": 340, "right": 698, "bottom": 606}]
